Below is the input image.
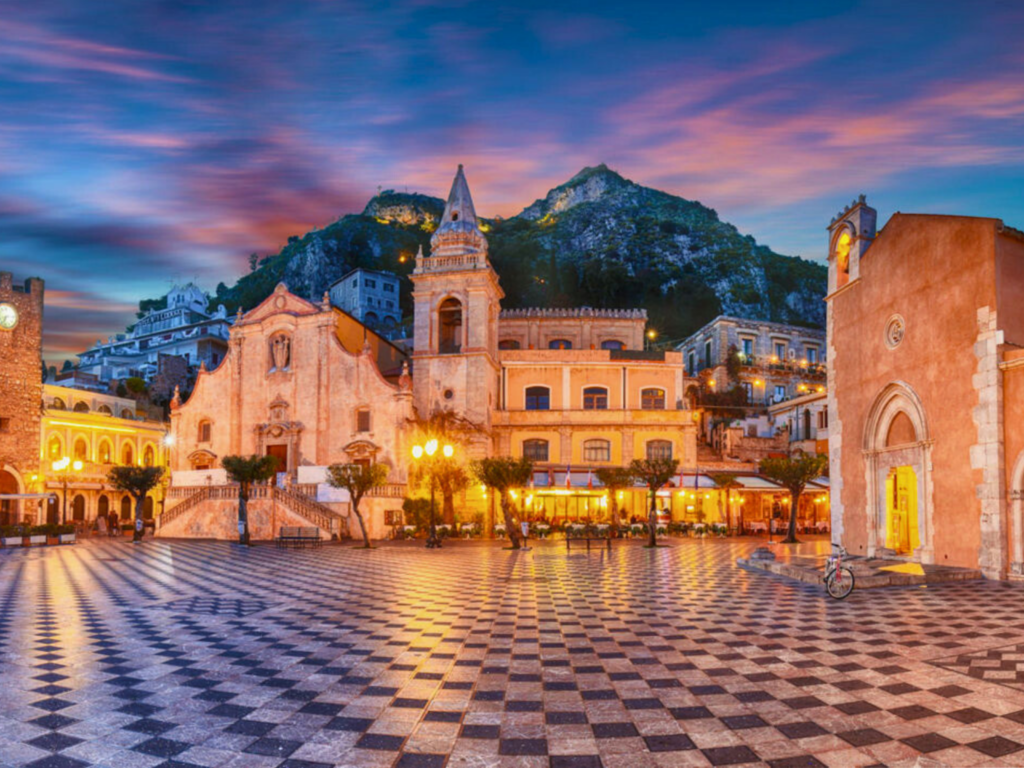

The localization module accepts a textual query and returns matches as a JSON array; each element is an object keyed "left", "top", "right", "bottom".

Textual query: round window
[
  {"left": 884, "top": 314, "right": 905, "bottom": 349},
  {"left": 443, "top": 389, "right": 454, "bottom": 400}
]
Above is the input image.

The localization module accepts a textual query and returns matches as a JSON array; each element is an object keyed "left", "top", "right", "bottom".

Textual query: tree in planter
[
  {"left": 472, "top": 457, "right": 533, "bottom": 550},
  {"left": 759, "top": 452, "right": 829, "bottom": 543},
  {"left": 407, "top": 408, "right": 483, "bottom": 524},
  {"left": 629, "top": 457, "right": 679, "bottom": 548},
  {"left": 326, "top": 462, "right": 389, "bottom": 548},
  {"left": 106, "top": 466, "right": 164, "bottom": 542},
  {"left": 222, "top": 455, "right": 278, "bottom": 545},
  {"left": 709, "top": 473, "right": 741, "bottom": 531},
  {"left": 595, "top": 467, "right": 634, "bottom": 524}
]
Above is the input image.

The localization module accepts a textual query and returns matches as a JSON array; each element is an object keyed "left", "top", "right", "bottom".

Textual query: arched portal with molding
[{"left": 862, "top": 381, "right": 934, "bottom": 562}]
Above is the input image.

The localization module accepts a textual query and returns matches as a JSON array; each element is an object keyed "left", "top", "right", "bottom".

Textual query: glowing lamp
[
  {"left": 425, "top": 438, "right": 438, "bottom": 456},
  {"left": 412, "top": 445, "right": 424, "bottom": 459},
  {"left": 73, "top": 460, "right": 83, "bottom": 471},
  {"left": 442, "top": 444, "right": 454, "bottom": 458}
]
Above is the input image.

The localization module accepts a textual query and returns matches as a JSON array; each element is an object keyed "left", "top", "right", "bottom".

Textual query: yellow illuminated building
[{"left": 35, "top": 385, "right": 169, "bottom": 526}]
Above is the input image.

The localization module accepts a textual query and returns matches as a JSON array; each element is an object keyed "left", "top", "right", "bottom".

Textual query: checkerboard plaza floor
[{"left": 3, "top": 539, "right": 1024, "bottom": 768}]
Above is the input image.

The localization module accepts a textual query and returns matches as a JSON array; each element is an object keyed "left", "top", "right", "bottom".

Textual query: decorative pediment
[
  {"left": 254, "top": 421, "right": 303, "bottom": 439},
  {"left": 342, "top": 439, "right": 380, "bottom": 461},
  {"left": 238, "top": 283, "right": 321, "bottom": 325},
  {"left": 187, "top": 448, "right": 218, "bottom": 463}
]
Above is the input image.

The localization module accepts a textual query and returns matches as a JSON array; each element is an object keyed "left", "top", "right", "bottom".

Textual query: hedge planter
[{"left": 1, "top": 537, "right": 22, "bottom": 547}]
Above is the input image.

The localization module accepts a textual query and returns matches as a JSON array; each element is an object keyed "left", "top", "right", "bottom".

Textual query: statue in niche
[{"left": 270, "top": 335, "right": 290, "bottom": 371}]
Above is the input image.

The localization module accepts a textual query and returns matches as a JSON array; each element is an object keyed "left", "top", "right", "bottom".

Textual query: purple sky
[{"left": 1, "top": 0, "right": 1023, "bottom": 364}]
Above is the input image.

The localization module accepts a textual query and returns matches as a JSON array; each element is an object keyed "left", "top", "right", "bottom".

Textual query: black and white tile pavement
[{"left": 2, "top": 537, "right": 1024, "bottom": 767}]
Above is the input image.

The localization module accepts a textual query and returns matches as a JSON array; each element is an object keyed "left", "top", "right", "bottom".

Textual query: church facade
[
  {"left": 827, "top": 197, "right": 1024, "bottom": 578},
  {"left": 166, "top": 166, "right": 701, "bottom": 539}
]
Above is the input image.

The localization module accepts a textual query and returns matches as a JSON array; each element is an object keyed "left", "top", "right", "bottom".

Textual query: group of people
[{"left": 94, "top": 512, "right": 123, "bottom": 537}]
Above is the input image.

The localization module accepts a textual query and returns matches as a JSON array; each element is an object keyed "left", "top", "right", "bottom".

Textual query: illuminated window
[
  {"left": 122, "top": 444, "right": 134, "bottom": 465},
  {"left": 523, "top": 439, "right": 549, "bottom": 462},
  {"left": 73, "top": 438, "right": 88, "bottom": 462},
  {"left": 641, "top": 388, "right": 666, "bottom": 410},
  {"left": 48, "top": 435, "right": 62, "bottom": 460},
  {"left": 835, "top": 230, "right": 852, "bottom": 273},
  {"left": 98, "top": 440, "right": 112, "bottom": 463},
  {"left": 583, "top": 439, "right": 611, "bottom": 462},
  {"left": 583, "top": 387, "right": 608, "bottom": 410},
  {"left": 549, "top": 339, "right": 572, "bottom": 350},
  {"left": 525, "top": 386, "right": 550, "bottom": 411},
  {"left": 438, "top": 298, "right": 462, "bottom": 354},
  {"left": 646, "top": 440, "right": 672, "bottom": 460},
  {"left": 143, "top": 445, "right": 155, "bottom": 467}
]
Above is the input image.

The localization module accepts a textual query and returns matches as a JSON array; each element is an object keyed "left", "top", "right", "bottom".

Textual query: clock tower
[{"left": 0, "top": 271, "right": 45, "bottom": 524}]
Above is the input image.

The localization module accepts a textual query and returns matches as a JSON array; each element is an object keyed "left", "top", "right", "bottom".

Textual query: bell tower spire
[{"left": 430, "top": 164, "right": 488, "bottom": 258}]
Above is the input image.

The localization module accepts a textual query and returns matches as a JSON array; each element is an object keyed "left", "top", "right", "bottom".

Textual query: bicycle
[{"left": 823, "top": 543, "right": 855, "bottom": 599}]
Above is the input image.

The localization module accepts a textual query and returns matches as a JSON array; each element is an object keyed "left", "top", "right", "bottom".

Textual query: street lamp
[
  {"left": 51, "top": 457, "right": 83, "bottom": 525},
  {"left": 411, "top": 438, "right": 454, "bottom": 549}
]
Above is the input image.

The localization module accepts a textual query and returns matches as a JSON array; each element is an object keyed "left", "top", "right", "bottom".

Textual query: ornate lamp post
[
  {"left": 411, "top": 438, "right": 454, "bottom": 549},
  {"left": 51, "top": 457, "right": 83, "bottom": 525}
]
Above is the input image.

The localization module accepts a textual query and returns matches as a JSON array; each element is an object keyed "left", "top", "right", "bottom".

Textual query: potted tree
[
  {"left": 27, "top": 525, "right": 48, "bottom": 547},
  {"left": 58, "top": 524, "right": 76, "bottom": 544},
  {"left": 222, "top": 455, "right": 279, "bottom": 545},
  {"left": 1, "top": 525, "right": 24, "bottom": 547}
]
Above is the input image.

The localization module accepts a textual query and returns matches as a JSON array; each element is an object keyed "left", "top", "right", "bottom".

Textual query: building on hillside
[
  {"left": 328, "top": 268, "right": 401, "bottom": 332},
  {"left": 0, "top": 272, "right": 45, "bottom": 525},
  {"left": 76, "top": 283, "right": 231, "bottom": 384},
  {"left": 38, "top": 385, "right": 169, "bottom": 526},
  {"left": 826, "top": 196, "right": 1024, "bottom": 578},
  {"left": 497, "top": 308, "right": 648, "bottom": 351},
  {"left": 678, "top": 315, "right": 826, "bottom": 405},
  {"left": 767, "top": 390, "right": 829, "bottom": 456}
]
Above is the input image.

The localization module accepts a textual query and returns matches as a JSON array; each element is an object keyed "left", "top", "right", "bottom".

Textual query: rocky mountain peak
[{"left": 519, "top": 163, "right": 632, "bottom": 220}]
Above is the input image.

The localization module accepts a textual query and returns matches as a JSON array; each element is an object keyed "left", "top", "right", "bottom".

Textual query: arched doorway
[
  {"left": 0, "top": 469, "right": 20, "bottom": 526},
  {"left": 862, "top": 382, "right": 933, "bottom": 562},
  {"left": 143, "top": 496, "right": 154, "bottom": 519},
  {"left": 97, "top": 495, "right": 109, "bottom": 520},
  {"left": 72, "top": 494, "right": 86, "bottom": 522},
  {"left": 120, "top": 496, "right": 132, "bottom": 520},
  {"left": 1011, "top": 451, "right": 1024, "bottom": 576}
]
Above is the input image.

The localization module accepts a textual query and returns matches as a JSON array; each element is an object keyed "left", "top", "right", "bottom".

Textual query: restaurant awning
[{"left": 731, "top": 476, "right": 784, "bottom": 490}]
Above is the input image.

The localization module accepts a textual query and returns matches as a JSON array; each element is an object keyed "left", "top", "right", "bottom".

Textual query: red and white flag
[
  {"left": 565, "top": 464, "right": 572, "bottom": 488},
  {"left": 586, "top": 469, "right": 594, "bottom": 490}
]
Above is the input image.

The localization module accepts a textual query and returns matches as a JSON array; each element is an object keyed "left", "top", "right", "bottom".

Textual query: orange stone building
[{"left": 827, "top": 197, "right": 1024, "bottom": 578}]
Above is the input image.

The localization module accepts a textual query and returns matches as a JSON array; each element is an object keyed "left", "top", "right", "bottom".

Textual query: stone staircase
[{"left": 158, "top": 483, "right": 349, "bottom": 540}]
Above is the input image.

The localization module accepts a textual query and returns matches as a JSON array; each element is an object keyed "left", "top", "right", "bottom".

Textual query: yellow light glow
[
  {"left": 52, "top": 457, "right": 69, "bottom": 472},
  {"left": 770, "top": 355, "right": 778, "bottom": 363},
  {"left": 835, "top": 230, "right": 852, "bottom": 263},
  {"left": 412, "top": 445, "right": 424, "bottom": 459},
  {"left": 72, "top": 460, "right": 83, "bottom": 471},
  {"left": 708, "top": 379, "right": 716, "bottom": 387},
  {"left": 647, "top": 329, "right": 657, "bottom": 339},
  {"left": 442, "top": 444, "right": 454, "bottom": 458},
  {"left": 425, "top": 439, "right": 438, "bottom": 456},
  {"left": 47, "top": 420, "right": 151, "bottom": 434},
  {"left": 526, "top": 495, "right": 533, "bottom": 505},
  {"left": 510, "top": 490, "right": 518, "bottom": 500},
  {"left": 480, "top": 484, "right": 487, "bottom": 494},
  {"left": 817, "top": 386, "right": 825, "bottom": 393},
  {"left": 754, "top": 379, "right": 763, "bottom": 386},
  {"left": 163, "top": 434, "right": 175, "bottom": 447}
]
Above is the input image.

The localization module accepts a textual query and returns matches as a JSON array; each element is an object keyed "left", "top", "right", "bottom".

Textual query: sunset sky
[{"left": 1, "top": 0, "right": 1023, "bottom": 363}]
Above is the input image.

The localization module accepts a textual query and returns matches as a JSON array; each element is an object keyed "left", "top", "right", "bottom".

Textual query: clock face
[{"left": 0, "top": 303, "right": 17, "bottom": 330}]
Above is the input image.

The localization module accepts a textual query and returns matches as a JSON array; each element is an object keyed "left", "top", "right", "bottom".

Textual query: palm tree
[
  {"left": 472, "top": 457, "right": 533, "bottom": 550},
  {"left": 326, "top": 463, "right": 389, "bottom": 548},
  {"left": 629, "top": 457, "right": 679, "bottom": 548},
  {"left": 106, "top": 466, "right": 164, "bottom": 542},
  {"left": 222, "top": 455, "right": 279, "bottom": 545},
  {"left": 759, "top": 453, "right": 829, "bottom": 543},
  {"left": 595, "top": 467, "right": 633, "bottom": 524}
]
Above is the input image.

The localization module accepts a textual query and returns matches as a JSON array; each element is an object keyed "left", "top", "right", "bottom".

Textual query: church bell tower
[{"left": 411, "top": 165, "right": 503, "bottom": 431}]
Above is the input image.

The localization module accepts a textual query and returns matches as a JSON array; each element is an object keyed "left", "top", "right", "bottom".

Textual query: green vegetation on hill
[{"left": 146, "top": 166, "right": 826, "bottom": 342}]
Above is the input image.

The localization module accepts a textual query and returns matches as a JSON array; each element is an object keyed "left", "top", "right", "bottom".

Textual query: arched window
[
  {"left": 72, "top": 494, "right": 86, "bottom": 521},
  {"left": 438, "top": 298, "right": 462, "bottom": 354},
  {"left": 548, "top": 339, "right": 572, "bottom": 350},
  {"left": 356, "top": 409, "right": 371, "bottom": 432},
  {"left": 51, "top": 397, "right": 66, "bottom": 410},
  {"left": 98, "top": 440, "right": 112, "bottom": 464},
  {"left": 600, "top": 340, "right": 625, "bottom": 350},
  {"left": 122, "top": 443, "right": 134, "bottom": 466},
  {"left": 120, "top": 496, "right": 132, "bottom": 520},
  {"left": 73, "top": 438, "right": 88, "bottom": 462},
  {"left": 646, "top": 440, "right": 673, "bottom": 460},
  {"left": 364, "top": 311, "right": 379, "bottom": 328},
  {"left": 47, "top": 435, "right": 63, "bottom": 460},
  {"left": 97, "top": 495, "right": 109, "bottom": 518},
  {"left": 143, "top": 496, "right": 154, "bottom": 518},
  {"left": 583, "top": 387, "right": 608, "bottom": 410},
  {"left": 73, "top": 401, "right": 90, "bottom": 413},
  {"left": 641, "top": 388, "right": 666, "bottom": 410},
  {"left": 525, "top": 386, "right": 550, "bottom": 411},
  {"left": 583, "top": 439, "right": 611, "bottom": 462},
  {"left": 523, "top": 439, "right": 549, "bottom": 462},
  {"left": 143, "top": 445, "right": 155, "bottom": 467},
  {"left": 498, "top": 339, "right": 521, "bottom": 350},
  {"left": 97, "top": 404, "right": 112, "bottom": 416},
  {"left": 198, "top": 420, "right": 211, "bottom": 443},
  {"left": 121, "top": 409, "right": 133, "bottom": 419}
]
